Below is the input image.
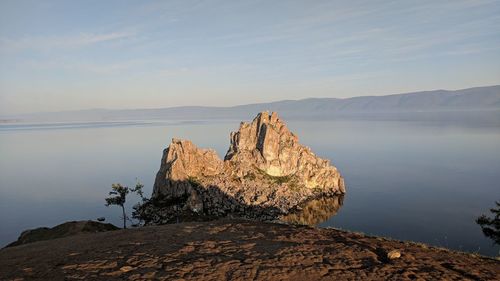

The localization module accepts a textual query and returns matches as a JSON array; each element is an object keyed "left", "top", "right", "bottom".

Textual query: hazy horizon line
[{"left": 5, "top": 84, "right": 499, "bottom": 117}]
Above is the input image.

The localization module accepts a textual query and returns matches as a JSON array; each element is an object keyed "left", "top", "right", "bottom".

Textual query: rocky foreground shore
[{"left": 1, "top": 219, "right": 498, "bottom": 281}]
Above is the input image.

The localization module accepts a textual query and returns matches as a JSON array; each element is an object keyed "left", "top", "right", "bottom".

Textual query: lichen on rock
[{"left": 148, "top": 112, "right": 345, "bottom": 224}]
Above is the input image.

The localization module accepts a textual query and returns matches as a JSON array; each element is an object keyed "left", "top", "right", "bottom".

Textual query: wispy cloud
[
  {"left": 0, "top": 31, "right": 134, "bottom": 52},
  {"left": 17, "top": 57, "right": 153, "bottom": 75}
]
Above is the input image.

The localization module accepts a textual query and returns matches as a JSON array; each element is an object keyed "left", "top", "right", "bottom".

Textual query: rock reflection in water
[{"left": 280, "top": 196, "right": 344, "bottom": 225}]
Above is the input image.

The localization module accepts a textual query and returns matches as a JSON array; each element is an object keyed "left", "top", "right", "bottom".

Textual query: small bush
[{"left": 476, "top": 201, "right": 500, "bottom": 245}]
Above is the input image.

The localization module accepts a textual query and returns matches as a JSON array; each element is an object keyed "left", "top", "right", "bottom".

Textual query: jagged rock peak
[
  {"left": 224, "top": 111, "right": 344, "bottom": 191},
  {"left": 225, "top": 111, "right": 297, "bottom": 163}
]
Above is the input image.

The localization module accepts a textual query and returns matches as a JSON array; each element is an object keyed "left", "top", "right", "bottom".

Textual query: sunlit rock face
[
  {"left": 150, "top": 112, "right": 345, "bottom": 223},
  {"left": 225, "top": 112, "right": 345, "bottom": 191},
  {"left": 152, "top": 139, "right": 223, "bottom": 200}
]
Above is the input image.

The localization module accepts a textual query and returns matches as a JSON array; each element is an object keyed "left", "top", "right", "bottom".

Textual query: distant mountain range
[{"left": 3, "top": 85, "right": 500, "bottom": 123}]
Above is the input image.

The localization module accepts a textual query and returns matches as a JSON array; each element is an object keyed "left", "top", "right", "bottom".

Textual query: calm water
[{"left": 1, "top": 117, "right": 499, "bottom": 255}]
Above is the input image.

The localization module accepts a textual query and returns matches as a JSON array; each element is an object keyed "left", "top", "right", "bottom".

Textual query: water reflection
[{"left": 281, "top": 196, "right": 344, "bottom": 225}]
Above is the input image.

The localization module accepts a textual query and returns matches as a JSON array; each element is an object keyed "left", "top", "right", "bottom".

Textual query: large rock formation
[{"left": 147, "top": 112, "right": 345, "bottom": 224}]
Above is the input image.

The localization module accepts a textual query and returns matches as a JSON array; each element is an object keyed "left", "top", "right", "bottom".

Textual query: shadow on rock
[{"left": 134, "top": 179, "right": 343, "bottom": 226}]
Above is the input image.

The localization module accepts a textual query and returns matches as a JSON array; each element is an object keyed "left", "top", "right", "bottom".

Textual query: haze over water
[{"left": 1, "top": 115, "right": 499, "bottom": 256}]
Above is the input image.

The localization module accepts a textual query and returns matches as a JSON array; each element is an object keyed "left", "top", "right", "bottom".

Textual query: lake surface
[{"left": 1, "top": 117, "right": 499, "bottom": 255}]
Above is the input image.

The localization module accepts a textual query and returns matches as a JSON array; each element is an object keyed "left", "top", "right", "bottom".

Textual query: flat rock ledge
[{"left": 1, "top": 219, "right": 498, "bottom": 281}]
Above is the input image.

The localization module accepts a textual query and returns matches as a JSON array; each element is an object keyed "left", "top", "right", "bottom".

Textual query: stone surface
[
  {"left": 387, "top": 250, "right": 402, "bottom": 260},
  {"left": 1, "top": 219, "right": 498, "bottom": 281},
  {"left": 148, "top": 112, "right": 345, "bottom": 224}
]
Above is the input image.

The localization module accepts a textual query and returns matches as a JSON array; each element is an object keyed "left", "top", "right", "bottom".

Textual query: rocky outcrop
[
  {"left": 5, "top": 221, "right": 119, "bottom": 248},
  {"left": 149, "top": 112, "right": 345, "bottom": 224}
]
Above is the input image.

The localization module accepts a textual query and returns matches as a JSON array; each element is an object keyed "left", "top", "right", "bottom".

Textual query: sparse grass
[
  {"left": 288, "top": 181, "right": 300, "bottom": 192},
  {"left": 255, "top": 168, "right": 293, "bottom": 185},
  {"left": 312, "top": 186, "right": 323, "bottom": 193},
  {"left": 273, "top": 175, "right": 293, "bottom": 184},
  {"left": 187, "top": 176, "right": 201, "bottom": 187},
  {"left": 243, "top": 172, "right": 256, "bottom": 181}
]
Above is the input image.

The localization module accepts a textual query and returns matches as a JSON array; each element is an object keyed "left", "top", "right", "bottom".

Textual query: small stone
[
  {"left": 128, "top": 274, "right": 141, "bottom": 280},
  {"left": 120, "top": 266, "right": 135, "bottom": 272},
  {"left": 387, "top": 250, "right": 401, "bottom": 260},
  {"left": 102, "top": 270, "right": 123, "bottom": 276},
  {"left": 142, "top": 272, "right": 156, "bottom": 279}
]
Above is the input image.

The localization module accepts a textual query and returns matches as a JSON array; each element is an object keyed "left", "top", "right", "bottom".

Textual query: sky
[{"left": 0, "top": 0, "right": 499, "bottom": 115}]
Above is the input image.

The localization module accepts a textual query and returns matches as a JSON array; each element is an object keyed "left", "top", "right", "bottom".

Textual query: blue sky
[{"left": 1, "top": 0, "right": 499, "bottom": 114}]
